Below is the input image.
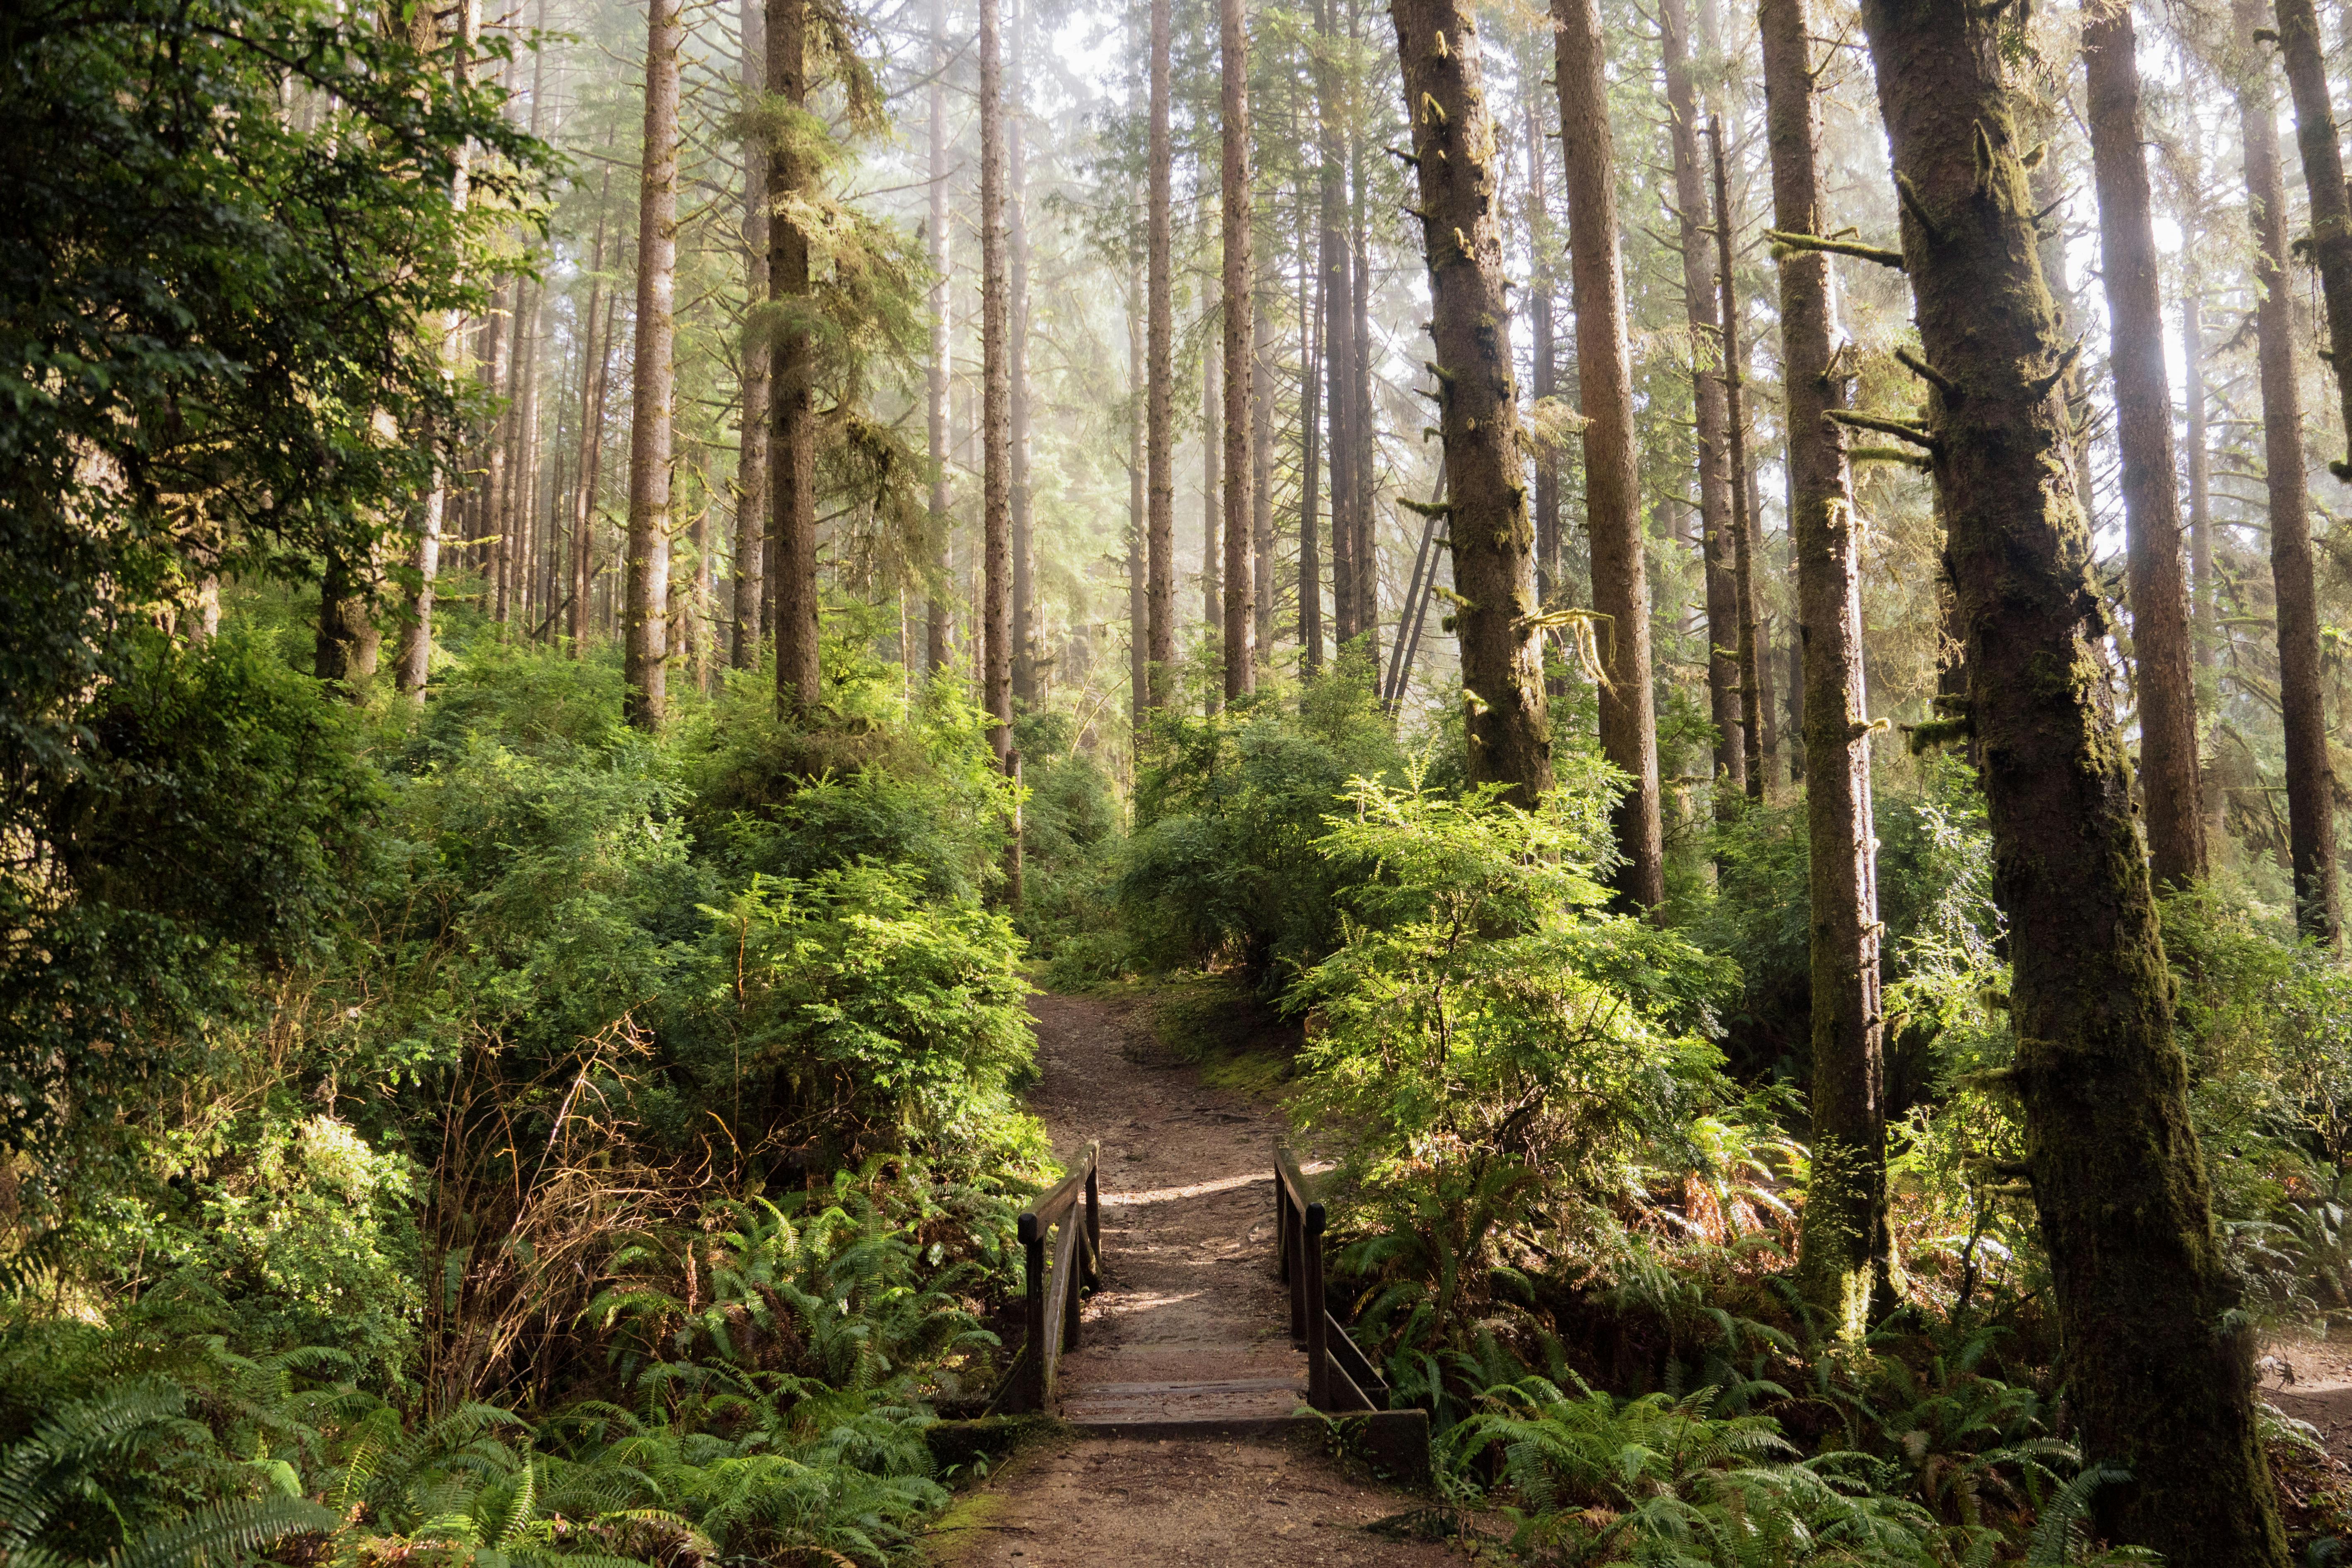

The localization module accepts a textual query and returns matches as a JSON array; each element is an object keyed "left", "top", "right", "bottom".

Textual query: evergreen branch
[{"left": 1765, "top": 229, "right": 1905, "bottom": 270}]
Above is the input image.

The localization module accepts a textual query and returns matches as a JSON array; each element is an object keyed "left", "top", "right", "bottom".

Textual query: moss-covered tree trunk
[
  {"left": 2084, "top": 0, "right": 2202, "bottom": 887},
  {"left": 1390, "top": 0, "right": 1552, "bottom": 807},
  {"left": 1319, "top": 0, "right": 1359, "bottom": 650},
  {"left": 2275, "top": 0, "right": 2352, "bottom": 475},
  {"left": 1856, "top": 0, "right": 2289, "bottom": 1557},
  {"left": 1764, "top": 0, "right": 1888, "bottom": 1336},
  {"left": 978, "top": 0, "right": 1011, "bottom": 762},
  {"left": 768, "top": 0, "right": 819, "bottom": 717},
  {"left": 1220, "top": 0, "right": 1255, "bottom": 701},
  {"left": 1553, "top": 0, "right": 1663, "bottom": 906},
  {"left": 1144, "top": 0, "right": 1175, "bottom": 706},
  {"left": 1709, "top": 120, "right": 1766, "bottom": 803},
  {"left": 735, "top": 0, "right": 771, "bottom": 672},
  {"left": 923, "top": 0, "right": 950, "bottom": 673},
  {"left": 2238, "top": 0, "right": 2340, "bottom": 943}
]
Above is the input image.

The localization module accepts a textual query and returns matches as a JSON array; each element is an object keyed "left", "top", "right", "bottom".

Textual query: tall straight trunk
[
  {"left": 569, "top": 190, "right": 614, "bottom": 655},
  {"left": 1317, "top": 0, "right": 1358, "bottom": 647},
  {"left": 1131, "top": 263, "right": 1149, "bottom": 722},
  {"left": 395, "top": 0, "right": 480, "bottom": 699},
  {"left": 1204, "top": 333, "right": 1222, "bottom": 640},
  {"left": 2277, "top": 0, "right": 2352, "bottom": 473},
  {"left": 2085, "top": 0, "right": 2202, "bottom": 887},
  {"left": 1763, "top": 0, "right": 1887, "bottom": 1335},
  {"left": 510, "top": 278, "right": 542, "bottom": 631},
  {"left": 979, "top": 0, "right": 1012, "bottom": 762},
  {"left": 1391, "top": 0, "right": 1551, "bottom": 804},
  {"left": 1712, "top": 120, "right": 1766, "bottom": 803},
  {"left": 2184, "top": 275, "right": 2214, "bottom": 679},
  {"left": 1663, "top": 0, "right": 1743, "bottom": 796},
  {"left": 623, "top": 0, "right": 682, "bottom": 732},
  {"left": 1010, "top": 0, "right": 1036, "bottom": 706},
  {"left": 770, "top": 0, "right": 820, "bottom": 716},
  {"left": 1524, "top": 88, "right": 1560, "bottom": 609},
  {"left": 1350, "top": 83, "right": 1378, "bottom": 670},
  {"left": 1144, "top": 0, "right": 1176, "bottom": 704},
  {"left": 2239, "top": 0, "right": 2340, "bottom": 943},
  {"left": 733, "top": 0, "right": 770, "bottom": 670},
  {"left": 1251, "top": 290, "right": 1274, "bottom": 661},
  {"left": 1220, "top": 0, "right": 1255, "bottom": 701},
  {"left": 1299, "top": 185, "right": 1326, "bottom": 672},
  {"left": 1858, "top": 0, "right": 2291, "bottom": 1557},
  {"left": 1555, "top": 0, "right": 1665, "bottom": 908},
  {"left": 925, "top": 0, "right": 952, "bottom": 673},
  {"left": 483, "top": 281, "right": 513, "bottom": 624}
]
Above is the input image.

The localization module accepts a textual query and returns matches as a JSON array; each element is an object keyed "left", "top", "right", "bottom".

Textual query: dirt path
[{"left": 924, "top": 992, "right": 1457, "bottom": 1567}]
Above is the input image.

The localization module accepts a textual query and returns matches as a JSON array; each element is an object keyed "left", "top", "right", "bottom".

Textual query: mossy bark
[
  {"left": 1143, "top": 0, "right": 1174, "bottom": 706},
  {"left": 1709, "top": 121, "right": 1767, "bottom": 804},
  {"left": 737, "top": 0, "right": 772, "bottom": 672},
  {"left": 1855, "top": 0, "right": 2289, "bottom": 1558},
  {"left": 979, "top": 0, "right": 1010, "bottom": 760},
  {"left": 1220, "top": 0, "right": 1255, "bottom": 701},
  {"left": 768, "top": 0, "right": 819, "bottom": 718},
  {"left": 2275, "top": 0, "right": 2352, "bottom": 477},
  {"left": 1389, "top": 0, "right": 1552, "bottom": 806},
  {"left": 1766, "top": 0, "right": 1889, "bottom": 1338}
]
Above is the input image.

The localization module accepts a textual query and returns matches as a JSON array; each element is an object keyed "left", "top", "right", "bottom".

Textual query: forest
[{"left": 12, "top": 0, "right": 2352, "bottom": 1558}]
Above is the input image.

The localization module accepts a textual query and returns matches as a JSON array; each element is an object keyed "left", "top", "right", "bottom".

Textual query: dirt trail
[{"left": 924, "top": 992, "right": 1455, "bottom": 1567}]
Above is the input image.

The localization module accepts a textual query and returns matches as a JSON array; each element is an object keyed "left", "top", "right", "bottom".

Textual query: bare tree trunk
[
  {"left": 1010, "top": 0, "right": 1036, "bottom": 707},
  {"left": 569, "top": 183, "right": 614, "bottom": 657},
  {"left": 483, "top": 281, "right": 513, "bottom": 625},
  {"left": 2276, "top": 0, "right": 2352, "bottom": 474},
  {"left": 624, "top": 0, "right": 682, "bottom": 732},
  {"left": 1859, "top": 0, "right": 2291, "bottom": 1555},
  {"left": 925, "top": 0, "right": 952, "bottom": 674},
  {"left": 1299, "top": 180, "right": 1326, "bottom": 672},
  {"left": 1663, "top": 0, "right": 1742, "bottom": 796},
  {"left": 510, "top": 277, "right": 542, "bottom": 631},
  {"left": 1318, "top": 0, "right": 1358, "bottom": 648},
  {"left": 1554, "top": 0, "right": 1664, "bottom": 908},
  {"left": 2085, "top": 0, "right": 2202, "bottom": 886},
  {"left": 1391, "top": 0, "right": 1551, "bottom": 804},
  {"left": 2239, "top": 0, "right": 2340, "bottom": 943},
  {"left": 1763, "top": 0, "right": 1887, "bottom": 1337},
  {"left": 1252, "top": 290, "right": 1274, "bottom": 662},
  {"left": 1349, "top": 64, "right": 1378, "bottom": 670},
  {"left": 1203, "top": 332, "right": 1222, "bottom": 644},
  {"left": 1711, "top": 119, "right": 1767, "bottom": 803},
  {"left": 1131, "top": 261, "right": 1149, "bottom": 723},
  {"left": 770, "top": 0, "right": 820, "bottom": 716},
  {"left": 980, "top": 0, "right": 1012, "bottom": 762},
  {"left": 733, "top": 0, "right": 769, "bottom": 670},
  {"left": 1145, "top": 0, "right": 1176, "bottom": 705},
  {"left": 1221, "top": 0, "right": 1255, "bottom": 703},
  {"left": 2184, "top": 279, "right": 2214, "bottom": 680}
]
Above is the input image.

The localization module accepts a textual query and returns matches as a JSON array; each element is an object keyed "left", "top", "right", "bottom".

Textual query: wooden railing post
[
  {"left": 1304, "top": 1200, "right": 1329, "bottom": 1410},
  {"left": 1019, "top": 1210, "right": 1046, "bottom": 1412},
  {"left": 1083, "top": 1151, "right": 1101, "bottom": 1288}
]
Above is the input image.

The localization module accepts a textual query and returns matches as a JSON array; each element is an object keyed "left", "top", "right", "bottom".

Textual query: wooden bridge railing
[
  {"left": 1273, "top": 1140, "right": 1390, "bottom": 1413},
  {"left": 990, "top": 1141, "right": 1100, "bottom": 1414}
]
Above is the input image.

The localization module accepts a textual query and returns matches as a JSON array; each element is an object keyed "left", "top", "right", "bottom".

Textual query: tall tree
[
  {"left": 1661, "top": 0, "right": 1742, "bottom": 796},
  {"left": 1010, "top": 0, "right": 1036, "bottom": 709},
  {"left": 1144, "top": 0, "right": 1176, "bottom": 704},
  {"left": 2084, "top": 0, "right": 2201, "bottom": 886},
  {"left": 1131, "top": 262, "right": 1149, "bottom": 721},
  {"left": 1711, "top": 119, "right": 1766, "bottom": 803},
  {"left": 1318, "top": 0, "right": 1359, "bottom": 647},
  {"left": 1761, "top": 0, "right": 1887, "bottom": 1334},
  {"left": 1299, "top": 178, "right": 1326, "bottom": 672},
  {"left": 1554, "top": 0, "right": 1664, "bottom": 908},
  {"left": 1203, "top": 332, "right": 1222, "bottom": 638},
  {"left": 1857, "top": 0, "right": 2291, "bottom": 1556},
  {"left": 1221, "top": 0, "right": 1255, "bottom": 704},
  {"left": 925, "top": 0, "right": 952, "bottom": 673},
  {"left": 734, "top": 0, "right": 769, "bottom": 670},
  {"left": 980, "top": 0, "right": 1012, "bottom": 762},
  {"left": 2238, "top": 0, "right": 2340, "bottom": 942},
  {"left": 1524, "top": 85, "right": 1560, "bottom": 614},
  {"left": 769, "top": 0, "right": 820, "bottom": 715},
  {"left": 1251, "top": 291, "right": 1274, "bottom": 661},
  {"left": 568, "top": 185, "right": 615, "bottom": 657},
  {"left": 1390, "top": 0, "right": 1550, "bottom": 803},
  {"left": 623, "top": 0, "right": 682, "bottom": 731},
  {"left": 2276, "top": 0, "right": 2352, "bottom": 473}
]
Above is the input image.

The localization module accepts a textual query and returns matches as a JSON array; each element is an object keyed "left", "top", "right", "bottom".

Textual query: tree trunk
[
  {"left": 1663, "top": 0, "right": 1743, "bottom": 797},
  {"left": 1711, "top": 120, "right": 1767, "bottom": 803},
  {"left": 483, "top": 281, "right": 512, "bottom": 626},
  {"left": 770, "top": 0, "right": 820, "bottom": 716},
  {"left": 1391, "top": 0, "right": 1551, "bottom": 805},
  {"left": 2239, "top": 0, "right": 2340, "bottom": 943},
  {"left": 1318, "top": 0, "right": 1358, "bottom": 649},
  {"left": 1145, "top": 0, "right": 1176, "bottom": 706},
  {"left": 570, "top": 189, "right": 614, "bottom": 657},
  {"left": 734, "top": 0, "right": 770, "bottom": 670},
  {"left": 1222, "top": 0, "right": 1255, "bottom": 704},
  {"left": 979, "top": 0, "right": 1012, "bottom": 763},
  {"left": 1010, "top": 0, "right": 1036, "bottom": 708},
  {"left": 624, "top": 0, "right": 682, "bottom": 732},
  {"left": 1349, "top": 85, "right": 1378, "bottom": 670},
  {"left": 2085, "top": 0, "right": 2202, "bottom": 887},
  {"left": 1857, "top": 0, "right": 2291, "bottom": 1556},
  {"left": 315, "top": 545, "right": 382, "bottom": 689},
  {"left": 1204, "top": 332, "right": 1222, "bottom": 644},
  {"left": 510, "top": 277, "right": 542, "bottom": 633},
  {"left": 1554, "top": 0, "right": 1664, "bottom": 908},
  {"left": 1763, "top": 0, "right": 1888, "bottom": 1336},
  {"left": 1252, "top": 290, "right": 1275, "bottom": 662},
  {"left": 1131, "top": 262, "right": 1149, "bottom": 724},
  {"left": 926, "top": 0, "right": 952, "bottom": 674},
  {"left": 1300, "top": 182, "right": 1326, "bottom": 672},
  {"left": 2276, "top": 0, "right": 2352, "bottom": 474},
  {"left": 1524, "top": 90, "right": 1559, "bottom": 614},
  {"left": 2184, "top": 284, "right": 2213, "bottom": 680}
]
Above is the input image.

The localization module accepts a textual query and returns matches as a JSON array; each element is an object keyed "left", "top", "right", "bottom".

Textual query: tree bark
[
  {"left": 1555, "top": 0, "right": 1664, "bottom": 908},
  {"left": 925, "top": 0, "right": 952, "bottom": 673},
  {"left": 1349, "top": 85, "right": 1378, "bottom": 670},
  {"left": 979, "top": 0, "right": 1012, "bottom": 762},
  {"left": 1300, "top": 178, "right": 1326, "bottom": 672},
  {"left": 1391, "top": 0, "right": 1551, "bottom": 805},
  {"left": 1220, "top": 0, "right": 1254, "bottom": 701},
  {"left": 2276, "top": 0, "right": 2352, "bottom": 475},
  {"left": 1252, "top": 290, "right": 1275, "bottom": 662},
  {"left": 482, "top": 280, "right": 512, "bottom": 626},
  {"left": 1524, "top": 89, "right": 1559, "bottom": 613},
  {"left": 1010, "top": 0, "right": 1036, "bottom": 708},
  {"left": 770, "top": 0, "right": 820, "bottom": 716},
  {"left": 1663, "top": 0, "right": 1743, "bottom": 797},
  {"left": 1131, "top": 261, "right": 1149, "bottom": 723},
  {"left": 1317, "top": 0, "right": 1359, "bottom": 648},
  {"left": 1858, "top": 0, "right": 2291, "bottom": 1556},
  {"left": 2184, "top": 284, "right": 2213, "bottom": 680},
  {"left": 1711, "top": 119, "right": 1767, "bottom": 804},
  {"left": 1763, "top": 0, "right": 1888, "bottom": 1336},
  {"left": 624, "top": 0, "right": 682, "bottom": 732},
  {"left": 2239, "top": 0, "right": 2340, "bottom": 943},
  {"left": 2085, "top": 0, "right": 2202, "bottom": 886},
  {"left": 734, "top": 0, "right": 770, "bottom": 670},
  {"left": 570, "top": 187, "right": 614, "bottom": 657},
  {"left": 1145, "top": 0, "right": 1176, "bottom": 706},
  {"left": 1204, "top": 332, "right": 1222, "bottom": 643}
]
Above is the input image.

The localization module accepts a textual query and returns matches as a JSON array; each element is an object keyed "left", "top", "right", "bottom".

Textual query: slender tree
[
  {"left": 1318, "top": 0, "right": 1359, "bottom": 646},
  {"left": 1221, "top": 0, "right": 1255, "bottom": 701},
  {"left": 1131, "top": 261, "right": 1149, "bottom": 721},
  {"left": 1251, "top": 290, "right": 1274, "bottom": 660},
  {"left": 2085, "top": 0, "right": 2202, "bottom": 886},
  {"left": 569, "top": 184, "right": 614, "bottom": 656},
  {"left": 2276, "top": 0, "right": 2352, "bottom": 473},
  {"left": 2238, "top": 0, "right": 2340, "bottom": 942},
  {"left": 925, "top": 0, "right": 952, "bottom": 672},
  {"left": 1554, "top": 0, "right": 1664, "bottom": 907},
  {"left": 1299, "top": 178, "right": 1326, "bottom": 672},
  {"left": 1711, "top": 120, "right": 1766, "bottom": 803},
  {"left": 979, "top": 0, "right": 1012, "bottom": 762},
  {"left": 1145, "top": 0, "right": 1176, "bottom": 704},
  {"left": 1761, "top": 0, "right": 1887, "bottom": 1334},
  {"left": 1203, "top": 332, "right": 1222, "bottom": 639},
  {"left": 1390, "top": 0, "right": 1549, "bottom": 803},
  {"left": 1524, "top": 85, "right": 1559, "bottom": 615},
  {"left": 623, "top": 0, "right": 682, "bottom": 731},
  {"left": 770, "top": 0, "right": 820, "bottom": 715},
  {"left": 1010, "top": 0, "right": 1036, "bottom": 708},
  {"left": 734, "top": 0, "right": 769, "bottom": 669},
  {"left": 1857, "top": 0, "right": 2291, "bottom": 1555}
]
